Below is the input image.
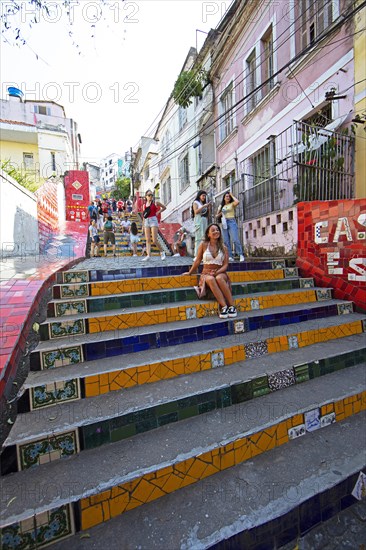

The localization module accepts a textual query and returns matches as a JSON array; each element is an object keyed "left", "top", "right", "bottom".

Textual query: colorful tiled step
[
  {"left": 46, "top": 412, "right": 366, "bottom": 550},
  {"left": 31, "top": 302, "right": 362, "bottom": 374},
  {"left": 4, "top": 335, "right": 364, "bottom": 473},
  {"left": 52, "top": 268, "right": 293, "bottom": 299},
  {"left": 38, "top": 290, "right": 341, "bottom": 340},
  {"left": 0, "top": 366, "right": 364, "bottom": 541},
  {"left": 48, "top": 277, "right": 313, "bottom": 317},
  {"left": 58, "top": 259, "right": 289, "bottom": 284},
  {"left": 23, "top": 314, "right": 363, "bottom": 418}
]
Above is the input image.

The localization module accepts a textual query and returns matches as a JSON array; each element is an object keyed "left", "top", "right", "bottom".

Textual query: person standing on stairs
[
  {"left": 129, "top": 221, "right": 140, "bottom": 256},
  {"left": 217, "top": 192, "right": 245, "bottom": 262},
  {"left": 182, "top": 223, "right": 237, "bottom": 319},
  {"left": 142, "top": 190, "right": 167, "bottom": 261},
  {"left": 192, "top": 190, "right": 211, "bottom": 258},
  {"left": 88, "top": 219, "right": 100, "bottom": 257},
  {"left": 103, "top": 216, "right": 117, "bottom": 257}
]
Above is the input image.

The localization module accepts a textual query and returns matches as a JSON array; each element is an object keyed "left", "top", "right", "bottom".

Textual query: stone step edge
[
  {"left": 58, "top": 260, "right": 290, "bottom": 283},
  {"left": 30, "top": 314, "right": 365, "bottom": 379},
  {"left": 30, "top": 414, "right": 366, "bottom": 550},
  {"left": 23, "top": 314, "right": 364, "bottom": 395},
  {"left": 1, "top": 373, "right": 364, "bottom": 528},
  {"left": 53, "top": 269, "right": 294, "bottom": 296},
  {"left": 40, "top": 290, "right": 341, "bottom": 326},
  {"left": 50, "top": 277, "right": 306, "bottom": 306},
  {"left": 32, "top": 310, "right": 366, "bottom": 356},
  {"left": 7, "top": 344, "right": 365, "bottom": 451},
  {"left": 47, "top": 283, "right": 323, "bottom": 318}
]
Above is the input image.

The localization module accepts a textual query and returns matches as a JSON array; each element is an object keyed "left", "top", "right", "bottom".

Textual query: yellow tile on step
[
  {"left": 220, "top": 451, "right": 235, "bottom": 470},
  {"left": 257, "top": 431, "right": 276, "bottom": 452},
  {"left": 85, "top": 382, "right": 100, "bottom": 397},
  {"left": 109, "top": 493, "right": 130, "bottom": 517},
  {"left": 131, "top": 478, "right": 156, "bottom": 504},
  {"left": 187, "top": 458, "right": 209, "bottom": 480},
  {"left": 344, "top": 404, "right": 353, "bottom": 418},
  {"left": 200, "top": 462, "right": 220, "bottom": 479},
  {"left": 102, "top": 500, "right": 110, "bottom": 522},
  {"left": 148, "top": 485, "right": 166, "bottom": 502},
  {"left": 277, "top": 435, "right": 289, "bottom": 446},
  {"left": 125, "top": 497, "right": 142, "bottom": 512},
  {"left": 82, "top": 504, "right": 104, "bottom": 530},
  {"left": 234, "top": 442, "right": 252, "bottom": 464},
  {"left": 161, "top": 473, "right": 183, "bottom": 493},
  {"left": 292, "top": 414, "right": 304, "bottom": 426}
]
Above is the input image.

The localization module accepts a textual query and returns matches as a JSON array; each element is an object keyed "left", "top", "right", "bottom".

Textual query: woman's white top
[
  {"left": 194, "top": 200, "right": 208, "bottom": 217},
  {"left": 203, "top": 246, "right": 225, "bottom": 265}
]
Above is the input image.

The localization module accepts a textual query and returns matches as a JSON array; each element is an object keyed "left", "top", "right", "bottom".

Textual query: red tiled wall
[
  {"left": 36, "top": 180, "right": 59, "bottom": 252},
  {"left": 297, "top": 200, "right": 366, "bottom": 311}
]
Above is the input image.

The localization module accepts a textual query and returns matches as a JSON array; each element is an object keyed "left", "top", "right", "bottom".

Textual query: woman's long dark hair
[
  {"left": 203, "top": 223, "right": 225, "bottom": 254},
  {"left": 130, "top": 222, "right": 138, "bottom": 236},
  {"left": 220, "top": 192, "right": 234, "bottom": 207},
  {"left": 191, "top": 190, "right": 207, "bottom": 218}
]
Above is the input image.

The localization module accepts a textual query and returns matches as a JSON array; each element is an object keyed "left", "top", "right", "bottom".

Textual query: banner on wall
[
  {"left": 64, "top": 171, "right": 90, "bottom": 222},
  {"left": 297, "top": 200, "right": 366, "bottom": 310}
]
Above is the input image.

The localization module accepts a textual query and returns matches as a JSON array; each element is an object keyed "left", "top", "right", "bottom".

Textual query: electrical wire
[
  {"left": 145, "top": 19, "right": 365, "bottom": 176},
  {"left": 138, "top": 0, "right": 338, "bottom": 148}
]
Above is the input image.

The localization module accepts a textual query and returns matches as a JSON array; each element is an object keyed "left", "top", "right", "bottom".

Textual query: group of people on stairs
[{"left": 89, "top": 188, "right": 244, "bottom": 318}]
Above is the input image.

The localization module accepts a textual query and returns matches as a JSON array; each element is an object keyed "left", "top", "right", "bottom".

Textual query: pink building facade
[{"left": 211, "top": 0, "right": 355, "bottom": 256}]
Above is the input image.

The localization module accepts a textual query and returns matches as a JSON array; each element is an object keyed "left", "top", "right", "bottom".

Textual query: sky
[{"left": 1, "top": 0, "right": 232, "bottom": 164}]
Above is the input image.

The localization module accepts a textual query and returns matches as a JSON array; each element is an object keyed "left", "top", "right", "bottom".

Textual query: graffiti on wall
[{"left": 297, "top": 200, "right": 366, "bottom": 310}]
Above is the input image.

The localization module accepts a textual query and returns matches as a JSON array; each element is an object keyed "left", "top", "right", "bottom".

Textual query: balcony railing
[{"left": 237, "top": 120, "right": 354, "bottom": 221}]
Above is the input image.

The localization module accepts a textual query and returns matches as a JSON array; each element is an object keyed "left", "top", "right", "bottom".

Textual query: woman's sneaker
[
  {"left": 227, "top": 306, "right": 237, "bottom": 318},
  {"left": 219, "top": 306, "right": 229, "bottom": 319}
]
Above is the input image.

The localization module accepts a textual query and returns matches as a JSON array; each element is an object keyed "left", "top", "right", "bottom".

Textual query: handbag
[
  {"left": 221, "top": 213, "right": 227, "bottom": 230},
  {"left": 143, "top": 206, "right": 151, "bottom": 219}
]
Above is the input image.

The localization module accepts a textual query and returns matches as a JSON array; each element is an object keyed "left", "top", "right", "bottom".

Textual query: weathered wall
[{"left": 0, "top": 169, "right": 40, "bottom": 257}]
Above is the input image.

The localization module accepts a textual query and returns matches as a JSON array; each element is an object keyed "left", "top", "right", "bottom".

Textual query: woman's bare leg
[
  {"left": 150, "top": 226, "right": 162, "bottom": 253},
  {"left": 216, "top": 274, "right": 234, "bottom": 306},
  {"left": 144, "top": 226, "right": 152, "bottom": 256},
  {"left": 204, "top": 275, "right": 226, "bottom": 308}
]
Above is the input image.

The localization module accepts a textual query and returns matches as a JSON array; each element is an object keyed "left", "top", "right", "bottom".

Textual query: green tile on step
[
  {"left": 156, "top": 402, "right": 178, "bottom": 416},
  {"left": 216, "top": 387, "right": 232, "bottom": 408},
  {"left": 177, "top": 396, "right": 198, "bottom": 409},
  {"left": 135, "top": 417, "right": 158, "bottom": 434},
  {"left": 157, "top": 412, "right": 178, "bottom": 426},
  {"left": 198, "top": 401, "right": 216, "bottom": 414},
  {"left": 308, "top": 361, "right": 321, "bottom": 379},
  {"left": 110, "top": 424, "right": 136, "bottom": 442},
  {"left": 178, "top": 405, "right": 198, "bottom": 420},
  {"left": 294, "top": 364, "right": 310, "bottom": 383},
  {"left": 82, "top": 422, "right": 111, "bottom": 449},
  {"left": 232, "top": 381, "right": 253, "bottom": 404}
]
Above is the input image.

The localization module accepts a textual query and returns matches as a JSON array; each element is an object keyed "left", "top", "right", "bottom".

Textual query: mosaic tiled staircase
[
  {"left": 1, "top": 259, "right": 365, "bottom": 549},
  {"left": 97, "top": 212, "right": 171, "bottom": 257}
]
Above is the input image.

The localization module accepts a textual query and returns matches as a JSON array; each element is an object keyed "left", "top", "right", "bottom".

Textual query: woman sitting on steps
[{"left": 182, "top": 223, "right": 237, "bottom": 319}]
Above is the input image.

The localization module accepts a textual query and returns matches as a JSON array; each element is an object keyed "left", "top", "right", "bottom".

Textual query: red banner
[{"left": 64, "top": 170, "right": 90, "bottom": 223}]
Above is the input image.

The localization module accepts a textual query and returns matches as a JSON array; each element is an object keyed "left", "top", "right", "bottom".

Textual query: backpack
[{"left": 104, "top": 220, "right": 113, "bottom": 230}]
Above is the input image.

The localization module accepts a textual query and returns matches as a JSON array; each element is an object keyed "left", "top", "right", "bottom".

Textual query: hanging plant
[{"left": 172, "top": 69, "right": 209, "bottom": 108}]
